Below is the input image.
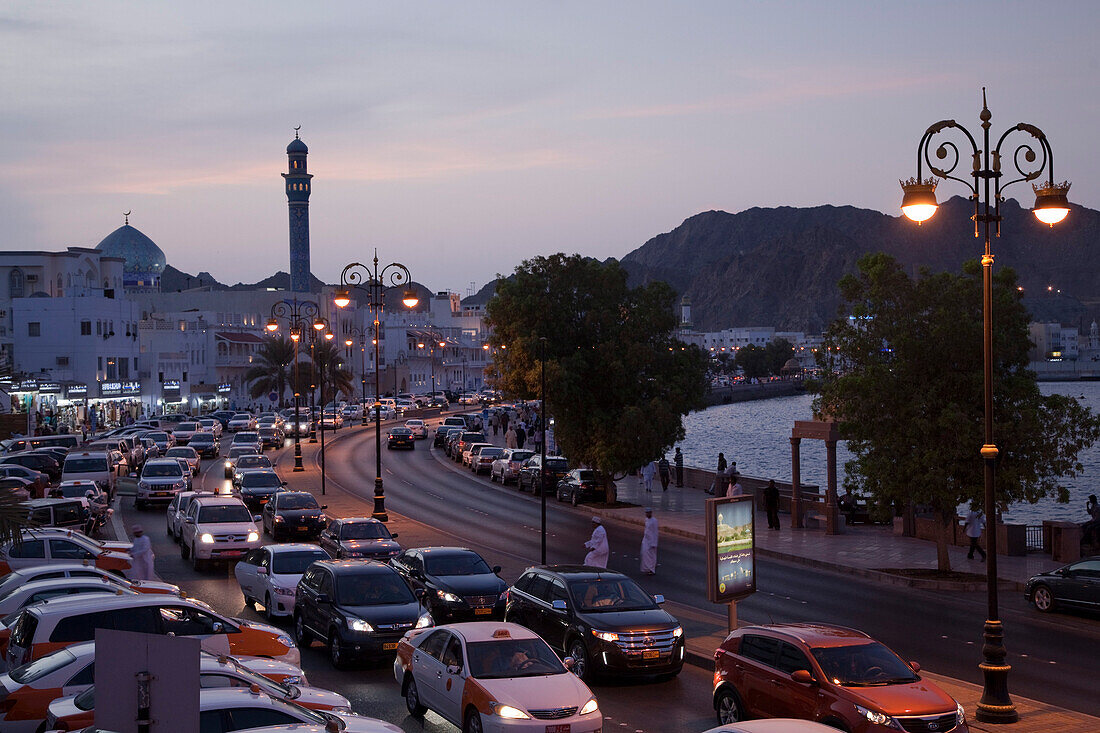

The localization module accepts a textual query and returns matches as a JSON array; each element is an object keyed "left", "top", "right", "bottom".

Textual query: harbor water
[{"left": 676, "top": 381, "right": 1100, "bottom": 524}]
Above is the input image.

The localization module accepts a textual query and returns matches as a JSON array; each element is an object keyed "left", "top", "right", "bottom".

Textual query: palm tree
[
  {"left": 245, "top": 337, "right": 296, "bottom": 406},
  {"left": 311, "top": 340, "right": 355, "bottom": 405},
  {"left": 0, "top": 486, "right": 29, "bottom": 545}
]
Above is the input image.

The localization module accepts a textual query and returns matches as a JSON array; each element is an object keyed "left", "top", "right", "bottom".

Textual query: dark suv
[
  {"left": 236, "top": 470, "right": 285, "bottom": 510},
  {"left": 450, "top": 432, "right": 487, "bottom": 463},
  {"left": 505, "top": 565, "right": 683, "bottom": 681},
  {"left": 517, "top": 455, "right": 569, "bottom": 494},
  {"left": 262, "top": 491, "right": 327, "bottom": 541},
  {"left": 294, "top": 560, "right": 431, "bottom": 668},
  {"left": 390, "top": 547, "right": 506, "bottom": 623}
]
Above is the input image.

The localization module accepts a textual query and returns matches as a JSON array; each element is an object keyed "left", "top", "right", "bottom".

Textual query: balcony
[{"left": 215, "top": 354, "right": 254, "bottom": 367}]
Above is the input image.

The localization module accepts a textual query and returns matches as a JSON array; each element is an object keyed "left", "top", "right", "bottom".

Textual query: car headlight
[
  {"left": 175, "top": 480, "right": 187, "bottom": 489},
  {"left": 346, "top": 616, "right": 374, "bottom": 632},
  {"left": 138, "top": 481, "right": 149, "bottom": 489},
  {"left": 592, "top": 629, "right": 618, "bottom": 642},
  {"left": 200, "top": 533, "right": 215, "bottom": 544},
  {"left": 956, "top": 701, "right": 966, "bottom": 725},
  {"left": 225, "top": 461, "right": 232, "bottom": 468},
  {"left": 273, "top": 584, "right": 296, "bottom": 596},
  {"left": 855, "top": 704, "right": 897, "bottom": 727},
  {"left": 671, "top": 625, "right": 683, "bottom": 638},
  {"left": 276, "top": 635, "right": 295, "bottom": 648},
  {"left": 490, "top": 703, "right": 530, "bottom": 720},
  {"left": 415, "top": 612, "right": 433, "bottom": 629},
  {"left": 247, "top": 532, "right": 259, "bottom": 543},
  {"left": 436, "top": 590, "right": 462, "bottom": 603},
  {"left": 579, "top": 698, "right": 599, "bottom": 716},
  {"left": 274, "top": 515, "right": 284, "bottom": 522}
]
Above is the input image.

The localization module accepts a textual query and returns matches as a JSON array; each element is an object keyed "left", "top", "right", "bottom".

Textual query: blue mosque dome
[
  {"left": 287, "top": 137, "right": 308, "bottom": 154},
  {"left": 95, "top": 219, "right": 167, "bottom": 291}
]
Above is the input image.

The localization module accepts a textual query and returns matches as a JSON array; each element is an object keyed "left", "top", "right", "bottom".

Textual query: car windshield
[
  {"left": 509, "top": 451, "right": 534, "bottom": 462},
  {"left": 229, "top": 448, "right": 257, "bottom": 459},
  {"left": 425, "top": 552, "right": 491, "bottom": 576},
  {"left": 466, "top": 638, "right": 565, "bottom": 679},
  {"left": 8, "top": 647, "right": 76, "bottom": 683},
  {"left": 143, "top": 463, "right": 183, "bottom": 478},
  {"left": 177, "top": 423, "right": 199, "bottom": 431},
  {"left": 576, "top": 470, "right": 602, "bottom": 482},
  {"left": 568, "top": 578, "right": 656, "bottom": 612},
  {"left": 811, "top": 642, "right": 919, "bottom": 686},
  {"left": 241, "top": 473, "right": 280, "bottom": 488},
  {"left": 197, "top": 505, "right": 253, "bottom": 523},
  {"left": 546, "top": 458, "right": 569, "bottom": 470},
  {"left": 232, "top": 414, "right": 251, "bottom": 420},
  {"left": 57, "top": 485, "right": 92, "bottom": 498},
  {"left": 272, "top": 550, "right": 329, "bottom": 575},
  {"left": 74, "top": 683, "right": 95, "bottom": 711},
  {"left": 236, "top": 457, "right": 271, "bottom": 469},
  {"left": 166, "top": 448, "right": 197, "bottom": 458},
  {"left": 260, "top": 428, "right": 278, "bottom": 435},
  {"left": 336, "top": 571, "right": 415, "bottom": 605},
  {"left": 279, "top": 494, "right": 318, "bottom": 510},
  {"left": 191, "top": 435, "right": 214, "bottom": 445},
  {"left": 340, "top": 523, "right": 390, "bottom": 540},
  {"left": 479, "top": 449, "right": 503, "bottom": 458},
  {"left": 64, "top": 458, "right": 108, "bottom": 473},
  {"left": 147, "top": 432, "right": 169, "bottom": 442}
]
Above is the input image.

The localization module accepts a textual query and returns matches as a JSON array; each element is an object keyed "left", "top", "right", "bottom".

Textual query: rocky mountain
[{"left": 617, "top": 196, "right": 1100, "bottom": 333}]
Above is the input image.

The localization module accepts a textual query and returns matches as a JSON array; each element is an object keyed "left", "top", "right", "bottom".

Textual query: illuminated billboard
[{"left": 706, "top": 495, "right": 756, "bottom": 603}]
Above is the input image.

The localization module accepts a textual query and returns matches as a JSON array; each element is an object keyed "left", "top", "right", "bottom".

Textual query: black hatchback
[
  {"left": 505, "top": 565, "right": 684, "bottom": 681},
  {"left": 391, "top": 547, "right": 506, "bottom": 623},
  {"left": 294, "top": 560, "right": 431, "bottom": 668}
]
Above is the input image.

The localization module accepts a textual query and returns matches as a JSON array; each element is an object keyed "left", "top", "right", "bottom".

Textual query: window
[
  {"left": 27, "top": 322, "right": 40, "bottom": 337},
  {"left": 96, "top": 321, "right": 102, "bottom": 336},
  {"left": 50, "top": 539, "right": 95, "bottom": 560},
  {"left": 738, "top": 635, "right": 780, "bottom": 668},
  {"left": 317, "top": 571, "right": 334, "bottom": 598},
  {"left": 80, "top": 321, "right": 91, "bottom": 335},
  {"left": 8, "top": 540, "right": 45, "bottom": 559},
  {"left": 66, "top": 661, "right": 95, "bottom": 687},
  {"left": 9, "top": 269, "right": 24, "bottom": 298},
  {"left": 775, "top": 641, "right": 813, "bottom": 676},
  {"left": 524, "top": 575, "right": 552, "bottom": 602},
  {"left": 419, "top": 630, "right": 450, "bottom": 660},
  {"left": 224, "top": 708, "right": 300, "bottom": 729},
  {"left": 442, "top": 637, "right": 464, "bottom": 669},
  {"left": 159, "top": 606, "right": 232, "bottom": 636}
]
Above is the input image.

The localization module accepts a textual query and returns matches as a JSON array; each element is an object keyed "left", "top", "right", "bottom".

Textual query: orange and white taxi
[
  {"left": 394, "top": 622, "right": 601, "bottom": 733},
  {"left": 0, "top": 529, "right": 134, "bottom": 579},
  {"left": 4, "top": 594, "right": 298, "bottom": 670}
]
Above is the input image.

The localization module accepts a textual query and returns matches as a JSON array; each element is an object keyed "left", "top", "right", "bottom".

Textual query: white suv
[
  {"left": 180, "top": 495, "right": 261, "bottom": 571},
  {"left": 136, "top": 458, "right": 189, "bottom": 509},
  {"left": 60, "top": 451, "right": 115, "bottom": 495}
]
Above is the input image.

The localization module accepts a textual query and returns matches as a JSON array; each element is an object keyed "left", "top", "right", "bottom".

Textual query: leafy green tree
[
  {"left": 0, "top": 487, "right": 30, "bottom": 545},
  {"left": 735, "top": 344, "right": 770, "bottom": 379},
  {"left": 310, "top": 340, "right": 355, "bottom": 406},
  {"left": 765, "top": 338, "right": 795, "bottom": 375},
  {"left": 484, "top": 254, "right": 710, "bottom": 503},
  {"left": 245, "top": 337, "right": 296, "bottom": 406},
  {"left": 815, "top": 253, "right": 1100, "bottom": 571}
]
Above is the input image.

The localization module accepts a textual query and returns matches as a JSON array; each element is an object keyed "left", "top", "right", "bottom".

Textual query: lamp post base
[
  {"left": 372, "top": 476, "right": 388, "bottom": 521},
  {"left": 976, "top": 619, "right": 1018, "bottom": 724},
  {"left": 293, "top": 443, "right": 304, "bottom": 472}
]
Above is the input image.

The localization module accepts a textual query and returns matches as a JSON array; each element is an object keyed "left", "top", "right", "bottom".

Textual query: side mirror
[
  {"left": 909, "top": 661, "right": 921, "bottom": 673},
  {"left": 563, "top": 656, "right": 575, "bottom": 670},
  {"left": 256, "top": 567, "right": 268, "bottom": 575},
  {"left": 316, "top": 593, "right": 332, "bottom": 605},
  {"left": 791, "top": 669, "right": 816, "bottom": 685},
  {"left": 184, "top": 517, "right": 195, "bottom": 524},
  {"left": 492, "top": 565, "right": 502, "bottom": 575},
  {"left": 446, "top": 664, "right": 463, "bottom": 676},
  {"left": 253, "top": 515, "right": 262, "bottom": 523},
  {"left": 320, "top": 505, "right": 328, "bottom": 510},
  {"left": 551, "top": 600, "right": 568, "bottom": 612},
  {"left": 390, "top": 532, "right": 399, "bottom": 539},
  {"left": 653, "top": 594, "right": 665, "bottom": 604},
  {"left": 211, "top": 622, "right": 224, "bottom": 633}
]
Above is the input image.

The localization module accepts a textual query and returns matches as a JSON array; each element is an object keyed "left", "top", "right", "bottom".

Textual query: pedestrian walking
[
  {"left": 674, "top": 448, "right": 684, "bottom": 487},
  {"left": 515, "top": 424, "right": 527, "bottom": 449},
  {"left": 1083, "top": 494, "right": 1100, "bottom": 545},
  {"left": 764, "top": 479, "right": 781, "bottom": 530},
  {"left": 130, "top": 525, "right": 156, "bottom": 580},
  {"left": 490, "top": 412, "right": 499, "bottom": 436},
  {"left": 708, "top": 453, "right": 727, "bottom": 495},
  {"left": 584, "top": 517, "right": 609, "bottom": 568},
  {"left": 657, "top": 456, "right": 671, "bottom": 492},
  {"left": 726, "top": 470, "right": 743, "bottom": 498},
  {"left": 505, "top": 425, "right": 517, "bottom": 449},
  {"left": 641, "top": 460, "right": 656, "bottom": 492},
  {"left": 964, "top": 508, "right": 987, "bottom": 561},
  {"left": 640, "top": 508, "right": 658, "bottom": 575}
]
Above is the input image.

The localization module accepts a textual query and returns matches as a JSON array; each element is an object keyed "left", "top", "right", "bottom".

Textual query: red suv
[{"left": 712, "top": 623, "right": 967, "bottom": 732}]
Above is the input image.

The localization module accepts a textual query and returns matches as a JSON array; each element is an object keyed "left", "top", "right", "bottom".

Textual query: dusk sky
[{"left": 5, "top": 2, "right": 1099, "bottom": 296}]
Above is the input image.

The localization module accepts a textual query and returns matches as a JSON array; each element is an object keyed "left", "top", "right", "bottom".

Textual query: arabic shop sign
[{"left": 100, "top": 380, "right": 141, "bottom": 397}]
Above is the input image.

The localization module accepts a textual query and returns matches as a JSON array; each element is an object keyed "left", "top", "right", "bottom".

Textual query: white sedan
[
  {"left": 404, "top": 419, "right": 428, "bottom": 439},
  {"left": 235, "top": 544, "right": 331, "bottom": 619}
]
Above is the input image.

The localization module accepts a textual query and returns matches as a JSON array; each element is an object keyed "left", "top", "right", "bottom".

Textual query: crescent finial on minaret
[
  {"left": 294, "top": 125, "right": 301, "bottom": 139},
  {"left": 124, "top": 210, "right": 131, "bottom": 225}
]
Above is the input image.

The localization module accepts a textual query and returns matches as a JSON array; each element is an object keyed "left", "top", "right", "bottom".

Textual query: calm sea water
[{"left": 676, "top": 382, "right": 1100, "bottom": 524}]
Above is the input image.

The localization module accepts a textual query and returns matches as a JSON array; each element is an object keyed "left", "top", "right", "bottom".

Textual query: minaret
[{"left": 283, "top": 127, "right": 313, "bottom": 293}]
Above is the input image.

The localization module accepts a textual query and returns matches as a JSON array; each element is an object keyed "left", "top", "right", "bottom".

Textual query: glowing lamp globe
[
  {"left": 402, "top": 289, "right": 419, "bottom": 308},
  {"left": 334, "top": 289, "right": 351, "bottom": 308},
  {"left": 265, "top": 318, "right": 279, "bottom": 332},
  {"left": 1033, "top": 181, "right": 1071, "bottom": 227},
  {"left": 900, "top": 178, "right": 939, "bottom": 224}
]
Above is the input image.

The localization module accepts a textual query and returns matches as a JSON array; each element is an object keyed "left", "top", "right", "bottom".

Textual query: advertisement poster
[{"left": 706, "top": 495, "right": 756, "bottom": 603}]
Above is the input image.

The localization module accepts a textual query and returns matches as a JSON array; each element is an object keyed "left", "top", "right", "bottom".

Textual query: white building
[{"left": 1029, "top": 322, "right": 1079, "bottom": 361}]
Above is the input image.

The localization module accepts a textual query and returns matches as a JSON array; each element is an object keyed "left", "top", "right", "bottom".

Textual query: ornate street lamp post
[
  {"left": 345, "top": 326, "right": 372, "bottom": 426},
  {"left": 266, "top": 299, "right": 322, "bottom": 472},
  {"left": 900, "top": 89, "right": 1071, "bottom": 724},
  {"left": 334, "top": 250, "right": 419, "bottom": 521}
]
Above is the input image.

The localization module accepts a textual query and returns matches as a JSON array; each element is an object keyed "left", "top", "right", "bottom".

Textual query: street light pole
[
  {"left": 539, "top": 336, "right": 547, "bottom": 565},
  {"left": 901, "top": 89, "right": 1070, "bottom": 725},
  {"left": 345, "top": 327, "right": 371, "bottom": 426},
  {"left": 266, "top": 299, "right": 321, "bottom": 472},
  {"left": 334, "top": 250, "right": 419, "bottom": 521}
]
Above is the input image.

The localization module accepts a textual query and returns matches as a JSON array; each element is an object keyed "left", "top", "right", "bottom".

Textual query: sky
[{"left": 4, "top": 1, "right": 1100, "bottom": 296}]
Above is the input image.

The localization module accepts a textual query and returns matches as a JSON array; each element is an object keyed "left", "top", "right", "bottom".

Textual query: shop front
[{"left": 94, "top": 380, "right": 143, "bottom": 428}]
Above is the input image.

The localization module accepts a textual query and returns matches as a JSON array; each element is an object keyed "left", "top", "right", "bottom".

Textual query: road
[{"left": 120, "top": 420, "right": 1100, "bottom": 731}]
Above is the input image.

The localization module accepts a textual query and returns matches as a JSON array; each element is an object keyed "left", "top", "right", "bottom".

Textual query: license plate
[
  {"left": 383, "top": 642, "right": 398, "bottom": 650},
  {"left": 154, "top": 492, "right": 170, "bottom": 497},
  {"left": 297, "top": 526, "right": 309, "bottom": 532},
  {"left": 221, "top": 550, "right": 242, "bottom": 557},
  {"left": 642, "top": 650, "right": 659, "bottom": 659},
  {"left": 474, "top": 607, "right": 492, "bottom": 615},
  {"left": 546, "top": 726, "right": 570, "bottom": 733}
]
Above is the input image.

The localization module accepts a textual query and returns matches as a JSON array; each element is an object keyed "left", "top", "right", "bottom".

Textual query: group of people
[
  {"left": 638, "top": 448, "right": 685, "bottom": 493},
  {"left": 582, "top": 509, "right": 660, "bottom": 576},
  {"left": 494, "top": 404, "right": 544, "bottom": 453}
]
